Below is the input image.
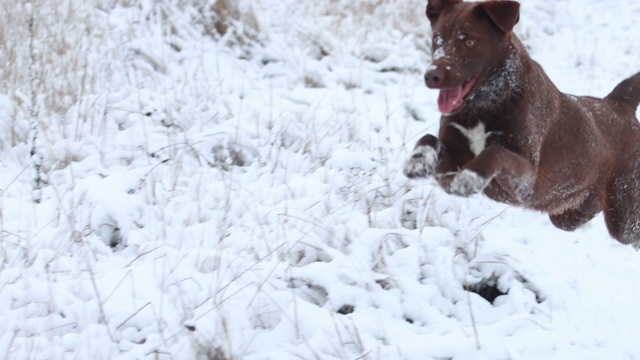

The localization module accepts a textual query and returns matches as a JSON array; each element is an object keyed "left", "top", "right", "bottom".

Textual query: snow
[{"left": 0, "top": 0, "right": 639, "bottom": 359}]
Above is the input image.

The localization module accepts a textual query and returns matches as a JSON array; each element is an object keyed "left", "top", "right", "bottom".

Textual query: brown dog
[{"left": 403, "top": 0, "right": 640, "bottom": 246}]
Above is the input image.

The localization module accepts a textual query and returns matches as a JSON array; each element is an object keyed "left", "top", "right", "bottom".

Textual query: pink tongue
[{"left": 438, "top": 86, "right": 464, "bottom": 114}]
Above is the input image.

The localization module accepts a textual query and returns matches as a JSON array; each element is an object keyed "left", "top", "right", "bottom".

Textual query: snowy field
[{"left": 0, "top": 0, "right": 640, "bottom": 359}]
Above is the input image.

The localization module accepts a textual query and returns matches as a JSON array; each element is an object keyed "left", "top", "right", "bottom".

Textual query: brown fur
[{"left": 404, "top": 0, "right": 640, "bottom": 245}]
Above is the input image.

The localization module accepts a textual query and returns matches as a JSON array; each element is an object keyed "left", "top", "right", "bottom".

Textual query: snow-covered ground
[{"left": 0, "top": 0, "right": 639, "bottom": 358}]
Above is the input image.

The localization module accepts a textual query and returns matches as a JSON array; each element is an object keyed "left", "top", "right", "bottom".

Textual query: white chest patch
[{"left": 452, "top": 122, "right": 489, "bottom": 156}]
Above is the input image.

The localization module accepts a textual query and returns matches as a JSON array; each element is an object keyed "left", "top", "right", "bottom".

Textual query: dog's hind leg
[
  {"left": 603, "top": 166, "right": 640, "bottom": 246},
  {"left": 549, "top": 189, "right": 601, "bottom": 231}
]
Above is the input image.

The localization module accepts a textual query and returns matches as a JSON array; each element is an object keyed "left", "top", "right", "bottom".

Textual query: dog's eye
[{"left": 464, "top": 39, "right": 477, "bottom": 48}]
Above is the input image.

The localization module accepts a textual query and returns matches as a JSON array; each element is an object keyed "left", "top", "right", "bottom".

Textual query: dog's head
[{"left": 425, "top": 0, "right": 520, "bottom": 115}]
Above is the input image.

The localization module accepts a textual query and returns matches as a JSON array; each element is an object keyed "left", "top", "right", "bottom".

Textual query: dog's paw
[
  {"left": 403, "top": 145, "right": 437, "bottom": 178},
  {"left": 451, "top": 170, "right": 490, "bottom": 197}
]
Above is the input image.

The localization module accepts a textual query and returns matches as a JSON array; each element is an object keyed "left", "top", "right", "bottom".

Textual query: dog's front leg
[
  {"left": 403, "top": 134, "right": 440, "bottom": 178},
  {"left": 403, "top": 134, "right": 460, "bottom": 180},
  {"left": 450, "top": 145, "right": 535, "bottom": 201}
]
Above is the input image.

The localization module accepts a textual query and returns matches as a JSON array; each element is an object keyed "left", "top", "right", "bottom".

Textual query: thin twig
[
  {"left": 27, "top": 5, "right": 42, "bottom": 204},
  {"left": 466, "top": 290, "right": 481, "bottom": 350},
  {"left": 86, "top": 263, "right": 115, "bottom": 341},
  {"left": 117, "top": 302, "right": 152, "bottom": 329}
]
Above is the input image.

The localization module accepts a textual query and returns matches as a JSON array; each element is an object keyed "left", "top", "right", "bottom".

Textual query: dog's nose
[{"left": 425, "top": 67, "right": 445, "bottom": 88}]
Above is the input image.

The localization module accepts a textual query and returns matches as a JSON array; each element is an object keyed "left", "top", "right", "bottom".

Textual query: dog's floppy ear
[
  {"left": 478, "top": 1, "right": 520, "bottom": 33},
  {"left": 426, "top": 0, "right": 463, "bottom": 22}
]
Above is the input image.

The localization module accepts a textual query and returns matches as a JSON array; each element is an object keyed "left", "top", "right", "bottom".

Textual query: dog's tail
[{"left": 606, "top": 72, "right": 640, "bottom": 109}]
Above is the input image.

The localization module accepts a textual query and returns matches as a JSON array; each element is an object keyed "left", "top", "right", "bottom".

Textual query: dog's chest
[{"left": 451, "top": 122, "right": 490, "bottom": 156}]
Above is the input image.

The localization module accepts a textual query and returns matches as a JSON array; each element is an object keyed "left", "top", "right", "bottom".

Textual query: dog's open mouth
[{"left": 438, "top": 77, "right": 478, "bottom": 114}]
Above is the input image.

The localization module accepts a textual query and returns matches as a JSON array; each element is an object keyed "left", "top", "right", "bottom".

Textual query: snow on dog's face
[{"left": 424, "top": 0, "right": 520, "bottom": 115}]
